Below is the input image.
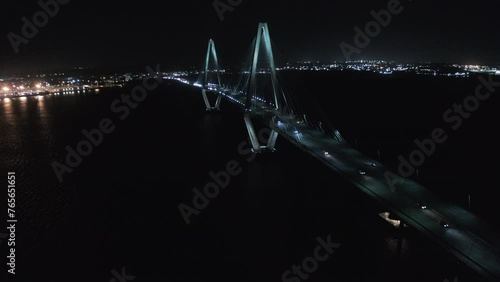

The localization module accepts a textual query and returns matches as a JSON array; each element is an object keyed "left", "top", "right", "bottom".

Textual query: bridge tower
[
  {"left": 244, "top": 22, "right": 280, "bottom": 153},
  {"left": 201, "top": 39, "right": 223, "bottom": 111}
]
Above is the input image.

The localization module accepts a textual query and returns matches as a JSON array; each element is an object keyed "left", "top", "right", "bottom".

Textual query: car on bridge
[
  {"left": 440, "top": 221, "right": 450, "bottom": 228},
  {"left": 417, "top": 203, "right": 427, "bottom": 210}
]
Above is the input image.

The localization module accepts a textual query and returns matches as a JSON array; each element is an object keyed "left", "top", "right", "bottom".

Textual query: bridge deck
[{"left": 217, "top": 90, "right": 500, "bottom": 282}]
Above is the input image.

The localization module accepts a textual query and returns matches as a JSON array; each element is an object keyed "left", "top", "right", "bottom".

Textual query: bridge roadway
[{"left": 212, "top": 89, "right": 500, "bottom": 281}]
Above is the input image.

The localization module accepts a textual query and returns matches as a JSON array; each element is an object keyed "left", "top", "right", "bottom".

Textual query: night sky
[{"left": 1, "top": 0, "right": 499, "bottom": 74}]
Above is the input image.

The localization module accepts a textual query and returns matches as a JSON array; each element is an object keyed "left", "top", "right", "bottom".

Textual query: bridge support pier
[
  {"left": 396, "top": 220, "right": 406, "bottom": 256},
  {"left": 244, "top": 113, "right": 278, "bottom": 153},
  {"left": 202, "top": 89, "right": 222, "bottom": 111}
]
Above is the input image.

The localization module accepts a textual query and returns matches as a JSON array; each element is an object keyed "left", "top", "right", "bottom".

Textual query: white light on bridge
[{"left": 378, "top": 212, "right": 404, "bottom": 229}]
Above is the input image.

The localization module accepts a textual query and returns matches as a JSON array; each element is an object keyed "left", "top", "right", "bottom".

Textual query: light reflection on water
[{"left": 0, "top": 85, "right": 479, "bottom": 282}]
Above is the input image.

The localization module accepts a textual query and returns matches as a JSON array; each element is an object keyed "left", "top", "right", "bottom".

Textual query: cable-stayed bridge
[{"left": 182, "top": 22, "right": 500, "bottom": 281}]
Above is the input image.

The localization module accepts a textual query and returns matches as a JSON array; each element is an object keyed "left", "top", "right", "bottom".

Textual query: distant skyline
[
  {"left": 1, "top": 0, "right": 499, "bottom": 74},
  {"left": 1, "top": 59, "right": 500, "bottom": 77}
]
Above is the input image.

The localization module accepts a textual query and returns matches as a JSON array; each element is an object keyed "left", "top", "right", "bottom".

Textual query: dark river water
[{"left": 0, "top": 72, "right": 495, "bottom": 282}]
